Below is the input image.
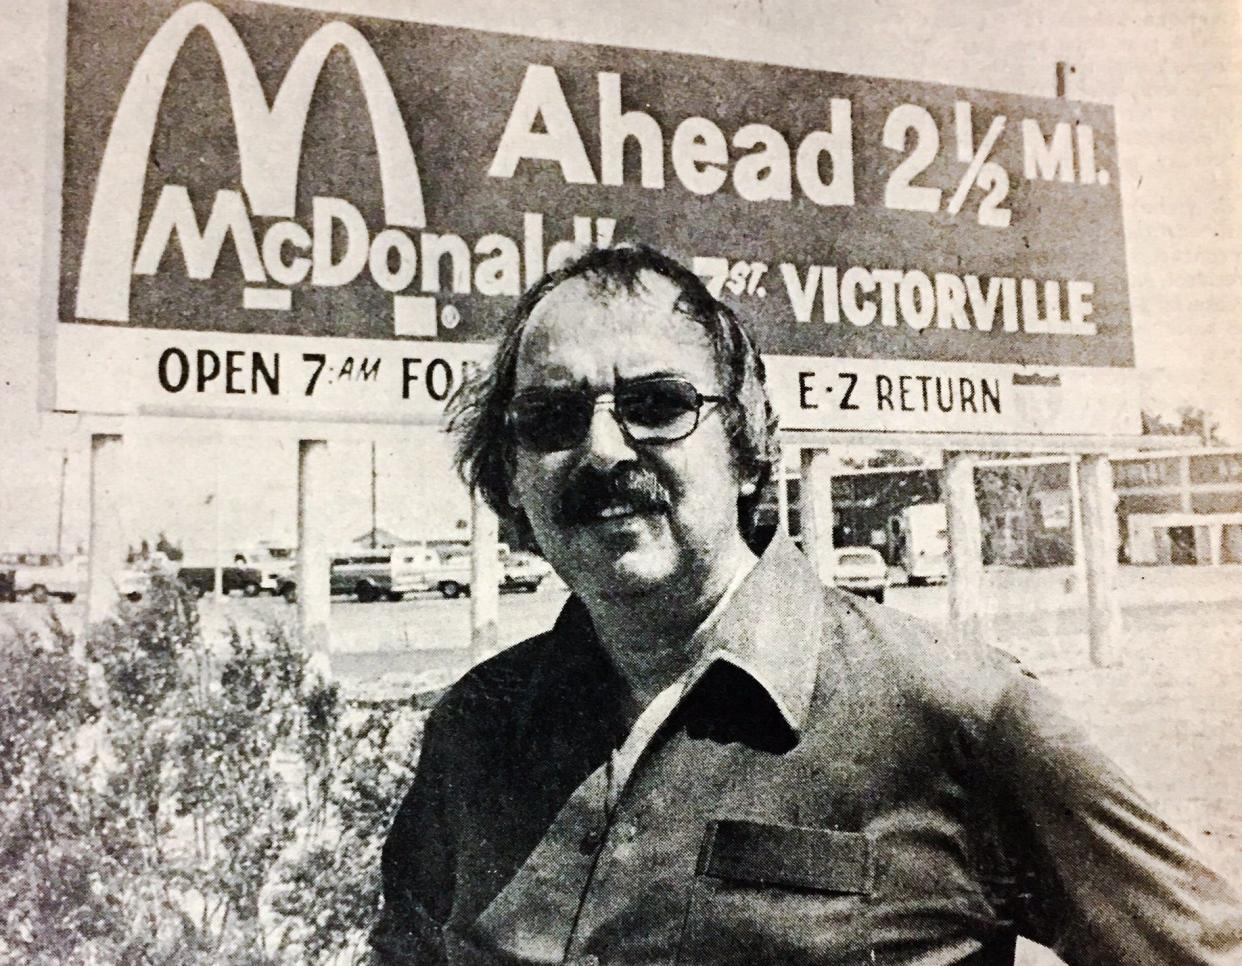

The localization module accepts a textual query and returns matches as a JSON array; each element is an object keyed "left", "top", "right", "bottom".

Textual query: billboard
[{"left": 52, "top": 0, "right": 1139, "bottom": 434}]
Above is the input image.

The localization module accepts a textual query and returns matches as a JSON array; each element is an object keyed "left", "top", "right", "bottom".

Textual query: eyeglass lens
[{"left": 510, "top": 379, "right": 709, "bottom": 452}]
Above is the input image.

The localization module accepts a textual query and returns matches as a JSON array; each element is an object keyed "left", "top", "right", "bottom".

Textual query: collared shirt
[{"left": 374, "top": 537, "right": 1242, "bottom": 965}]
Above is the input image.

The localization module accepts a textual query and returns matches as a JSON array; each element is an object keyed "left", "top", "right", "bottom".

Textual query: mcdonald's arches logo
[{"left": 74, "top": 1, "right": 426, "bottom": 324}]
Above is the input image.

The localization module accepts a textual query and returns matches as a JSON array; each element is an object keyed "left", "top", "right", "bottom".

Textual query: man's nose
[{"left": 580, "top": 400, "right": 636, "bottom": 467}]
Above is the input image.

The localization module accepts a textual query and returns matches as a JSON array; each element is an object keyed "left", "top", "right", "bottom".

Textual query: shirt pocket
[{"left": 678, "top": 819, "right": 875, "bottom": 965}]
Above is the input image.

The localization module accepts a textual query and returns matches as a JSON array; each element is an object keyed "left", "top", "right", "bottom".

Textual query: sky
[{"left": 1, "top": 0, "right": 1239, "bottom": 555}]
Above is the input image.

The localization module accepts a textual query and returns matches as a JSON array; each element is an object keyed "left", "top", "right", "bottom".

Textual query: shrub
[{"left": 0, "top": 575, "right": 426, "bottom": 964}]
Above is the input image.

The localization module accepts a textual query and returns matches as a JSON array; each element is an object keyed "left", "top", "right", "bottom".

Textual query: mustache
[{"left": 557, "top": 465, "right": 672, "bottom": 525}]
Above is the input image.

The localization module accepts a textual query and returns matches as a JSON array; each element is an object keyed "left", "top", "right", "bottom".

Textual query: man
[{"left": 373, "top": 245, "right": 1242, "bottom": 964}]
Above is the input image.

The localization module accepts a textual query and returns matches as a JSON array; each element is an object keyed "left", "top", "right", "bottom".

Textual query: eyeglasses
[{"left": 507, "top": 377, "right": 728, "bottom": 453}]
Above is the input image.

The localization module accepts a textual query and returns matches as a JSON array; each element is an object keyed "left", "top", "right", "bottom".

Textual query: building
[
  {"left": 349, "top": 527, "right": 415, "bottom": 550},
  {"left": 1113, "top": 449, "right": 1242, "bottom": 564},
  {"left": 757, "top": 447, "right": 1242, "bottom": 567}
]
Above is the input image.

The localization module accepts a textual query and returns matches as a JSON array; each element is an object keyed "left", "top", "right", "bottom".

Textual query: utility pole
[
  {"left": 1055, "top": 61, "right": 1076, "bottom": 99},
  {"left": 1053, "top": 60, "right": 1073, "bottom": 98},
  {"left": 370, "top": 442, "right": 378, "bottom": 549},
  {"left": 55, "top": 449, "right": 68, "bottom": 557},
  {"left": 213, "top": 456, "right": 224, "bottom": 602}
]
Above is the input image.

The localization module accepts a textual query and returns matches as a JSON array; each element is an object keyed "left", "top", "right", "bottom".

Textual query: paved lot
[{"left": 4, "top": 566, "right": 1240, "bottom": 962}]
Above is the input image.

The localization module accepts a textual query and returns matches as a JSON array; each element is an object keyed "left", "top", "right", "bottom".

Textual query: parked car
[
  {"left": 115, "top": 568, "right": 152, "bottom": 602},
  {"left": 252, "top": 557, "right": 296, "bottom": 599},
  {"left": 428, "top": 545, "right": 553, "bottom": 598},
  {"left": 830, "top": 546, "right": 889, "bottom": 603},
  {"left": 501, "top": 548, "right": 554, "bottom": 592},
  {"left": 177, "top": 565, "right": 264, "bottom": 598},
  {"left": 274, "top": 574, "right": 298, "bottom": 602},
  {"left": 233, "top": 547, "right": 297, "bottom": 599}
]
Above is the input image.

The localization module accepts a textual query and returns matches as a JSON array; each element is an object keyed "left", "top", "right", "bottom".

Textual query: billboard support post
[
  {"left": 296, "top": 439, "right": 331, "bottom": 674},
  {"left": 86, "top": 433, "right": 125, "bottom": 626},
  {"left": 775, "top": 452, "right": 790, "bottom": 539},
  {"left": 943, "top": 452, "right": 985, "bottom": 645},
  {"left": 469, "top": 493, "right": 499, "bottom": 668},
  {"left": 798, "top": 448, "right": 835, "bottom": 580},
  {"left": 1068, "top": 455, "right": 1086, "bottom": 591},
  {"left": 1081, "top": 453, "right": 1122, "bottom": 666}
]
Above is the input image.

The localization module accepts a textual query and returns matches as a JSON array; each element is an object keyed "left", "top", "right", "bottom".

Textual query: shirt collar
[
  {"left": 680, "top": 534, "right": 830, "bottom": 736},
  {"left": 548, "top": 534, "right": 834, "bottom": 742}
]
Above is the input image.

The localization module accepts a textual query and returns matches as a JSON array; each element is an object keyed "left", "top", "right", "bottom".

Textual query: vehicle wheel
[
  {"left": 387, "top": 591, "right": 405, "bottom": 602},
  {"left": 872, "top": 589, "right": 885, "bottom": 605},
  {"left": 30, "top": 585, "right": 49, "bottom": 604},
  {"left": 907, "top": 575, "right": 926, "bottom": 587},
  {"left": 281, "top": 583, "right": 297, "bottom": 604},
  {"left": 242, "top": 581, "right": 261, "bottom": 597},
  {"left": 60, "top": 593, "right": 77, "bottom": 604},
  {"left": 439, "top": 580, "right": 462, "bottom": 599},
  {"left": 126, "top": 592, "right": 142, "bottom": 603},
  {"left": 356, "top": 583, "right": 378, "bottom": 603}
]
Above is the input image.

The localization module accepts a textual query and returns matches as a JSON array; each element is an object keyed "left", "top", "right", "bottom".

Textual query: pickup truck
[
  {"left": 428, "top": 546, "right": 553, "bottom": 599},
  {"left": 14, "top": 555, "right": 86, "bottom": 603},
  {"left": 12, "top": 554, "right": 148, "bottom": 603},
  {"left": 177, "top": 565, "right": 265, "bottom": 598}
]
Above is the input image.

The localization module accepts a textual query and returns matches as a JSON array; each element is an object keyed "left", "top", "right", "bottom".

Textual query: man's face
[{"left": 508, "top": 273, "right": 751, "bottom": 604}]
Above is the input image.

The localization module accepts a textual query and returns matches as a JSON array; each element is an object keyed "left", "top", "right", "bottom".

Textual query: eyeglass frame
[{"left": 505, "top": 376, "right": 729, "bottom": 453}]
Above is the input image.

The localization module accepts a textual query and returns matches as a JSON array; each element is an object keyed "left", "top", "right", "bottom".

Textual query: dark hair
[{"left": 447, "top": 244, "right": 779, "bottom": 539}]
